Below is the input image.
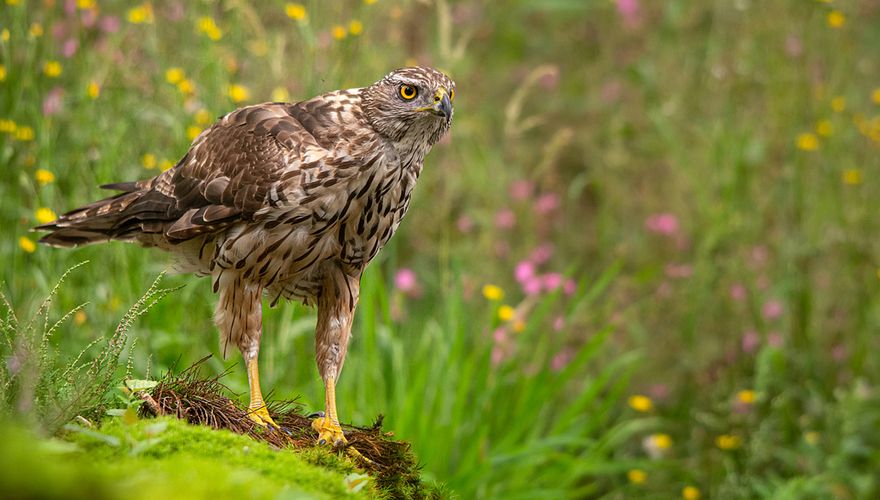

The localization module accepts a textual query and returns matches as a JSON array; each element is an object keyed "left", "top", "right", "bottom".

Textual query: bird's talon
[
  {"left": 247, "top": 405, "right": 281, "bottom": 430},
  {"left": 307, "top": 411, "right": 325, "bottom": 419}
]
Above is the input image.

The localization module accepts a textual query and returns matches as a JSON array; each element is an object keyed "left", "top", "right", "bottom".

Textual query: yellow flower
[
  {"left": 197, "top": 17, "right": 222, "bottom": 41},
  {"left": 827, "top": 11, "right": 845, "bottom": 28},
  {"left": 18, "top": 236, "right": 36, "bottom": 253},
  {"left": 6, "top": 0, "right": 21, "bottom": 5},
  {"left": 159, "top": 159, "right": 174, "bottom": 171},
  {"left": 15, "top": 126, "right": 34, "bottom": 141},
  {"left": 0, "top": 64, "right": 6, "bottom": 82},
  {"left": 127, "top": 4, "right": 154, "bottom": 24},
  {"left": 796, "top": 132, "right": 819, "bottom": 151},
  {"left": 349, "top": 20, "right": 363, "bottom": 36},
  {"left": 332, "top": 25, "right": 347, "bottom": 40},
  {"left": 165, "top": 67, "right": 184, "bottom": 84},
  {"left": 87, "top": 81, "right": 100, "bottom": 99},
  {"left": 831, "top": 96, "right": 846, "bottom": 113},
  {"left": 177, "top": 79, "right": 196, "bottom": 95},
  {"left": 682, "top": 486, "right": 701, "bottom": 500},
  {"left": 364, "top": 0, "right": 377, "bottom": 4},
  {"left": 142, "top": 153, "right": 157, "bottom": 169},
  {"left": 1, "top": 29, "right": 9, "bottom": 41},
  {"left": 228, "top": 84, "right": 250, "bottom": 103},
  {"left": 74, "top": 310, "right": 87, "bottom": 326},
  {"left": 736, "top": 390, "right": 756, "bottom": 404},
  {"left": 649, "top": 433, "right": 672, "bottom": 449},
  {"left": 0, "top": 119, "right": 15, "bottom": 133},
  {"left": 842, "top": 168, "right": 862, "bottom": 185},
  {"left": 872, "top": 88, "right": 880, "bottom": 105},
  {"left": 804, "top": 431, "right": 820, "bottom": 445},
  {"left": 285, "top": 3, "right": 307, "bottom": 21},
  {"left": 29, "top": 22, "right": 44, "bottom": 37},
  {"left": 35, "top": 169, "right": 55, "bottom": 186},
  {"left": 627, "top": 469, "right": 646, "bottom": 485},
  {"left": 715, "top": 434, "right": 742, "bottom": 450},
  {"left": 187, "top": 125, "right": 203, "bottom": 141},
  {"left": 497, "top": 305, "right": 515, "bottom": 322},
  {"left": 195, "top": 109, "right": 213, "bottom": 126},
  {"left": 512, "top": 319, "right": 526, "bottom": 333},
  {"left": 77, "top": 0, "right": 96, "bottom": 9},
  {"left": 271, "top": 87, "right": 290, "bottom": 102},
  {"left": 628, "top": 394, "right": 653, "bottom": 412},
  {"left": 481, "top": 284, "right": 504, "bottom": 301},
  {"left": 36, "top": 207, "right": 57, "bottom": 225},
  {"left": 816, "top": 120, "right": 833, "bottom": 137},
  {"left": 43, "top": 61, "right": 63, "bottom": 78}
]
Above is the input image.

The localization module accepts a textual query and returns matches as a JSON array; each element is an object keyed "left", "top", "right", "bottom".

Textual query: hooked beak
[{"left": 419, "top": 88, "right": 453, "bottom": 121}]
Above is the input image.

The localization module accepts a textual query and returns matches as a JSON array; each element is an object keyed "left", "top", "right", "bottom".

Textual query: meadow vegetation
[{"left": 2, "top": 0, "right": 880, "bottom": 498}]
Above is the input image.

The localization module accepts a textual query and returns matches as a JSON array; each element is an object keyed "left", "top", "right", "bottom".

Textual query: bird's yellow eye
[
  {"left": 449, "top": 89, "right": 455, "bottom": 101},
  {"left": 399, "top": 84, "right": 417, "bottom": 100}
]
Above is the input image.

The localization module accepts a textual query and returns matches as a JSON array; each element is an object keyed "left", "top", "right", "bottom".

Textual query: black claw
[
  {"left": 318, "top": 438, "right": 327, "bottom": 445},
  {"left": 307, "top": 411, "right": 325, "bottom": 419}
]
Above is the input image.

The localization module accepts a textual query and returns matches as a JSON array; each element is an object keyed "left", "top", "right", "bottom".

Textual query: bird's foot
[
  {"left": 310, "top": 413, "right": 373, "bottom": 464},
  {"left": 247, "top": 405, "right": 288, "bottom": 434}
]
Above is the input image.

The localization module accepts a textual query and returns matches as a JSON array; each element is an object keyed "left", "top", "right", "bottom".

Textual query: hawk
[{"left": 36, "top": 67, "right": 455, "bottom": 452}]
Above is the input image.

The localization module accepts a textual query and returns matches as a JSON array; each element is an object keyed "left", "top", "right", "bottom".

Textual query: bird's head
[{"left": 362, "top": 66, "right": 455, "bottom": 148}]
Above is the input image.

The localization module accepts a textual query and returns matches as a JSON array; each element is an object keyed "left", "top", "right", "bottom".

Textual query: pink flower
[
  {"left": 742, "top": 330, "right": 760, "bottom": 353},
  {"left": 62, "top": 38, "right": 78, "bottom": 58},
  {"left": 394, "top": 268, "right": 417, "bottom": 293},
  {"left": 729, "top": 283, "right": 747, "bottom": 301},
  {"left": 509, "top": 180, "right": 534, "bottom": 201},
  {"left": 551, "top": 348, "right": 573, "bottom": 372},
  {"left": 534, "top": 193, "right": 560, "bottom": 215},
  {"left": 491, "top": 346, "right": 505, "bottom": 366},
  {"left": 522, "top": 277, "right": 543, "bottom": 296},
  {"left": 542, "top": 273, "right": 564, "bottom": 291},
  {"left": 493, "top": 327, "right": 507, "bottom": 343},
  {"left": 539, "top": 66, "right": 560, "bottom": 90},
  {"left": 563, "top": 279, "right": 576, "bottom": 296},
  {"left": 767, "top": 332, "right": 783, "bottom": 347},
  {"left": 762, "top": 299, "right": 783, "bottom": 320},
  {"left": 530, "top": 243, "right": 554, "bottom": 265},
  {"left": 42, "top": 87, "right": 65, "bottom": 116},
  {"left": 515, "top": 260, "right": 535, "bottom": 283},
  {"left": 645, "top": 213, "right": 679, "bottom": 236},
  {"left": 664, "top": 263, "right": 693, "bottom": 279},
  {"left": 616, "top": 0, "right": 641, "bottom": 28},
  {"left": 552, "top": 316, "right": 565, "bottom": 331},
  {"left": 99, "top": 15, "right": 121, "bottom": 33},
  {"left": 456, "top": 215, "right": 474, "bottom": 233},
  {"left": 494, "top": 209, "right": 516, "bottom": 229},
  {"left": 80, "top": 7, "right": 98, "bottom": 28}
]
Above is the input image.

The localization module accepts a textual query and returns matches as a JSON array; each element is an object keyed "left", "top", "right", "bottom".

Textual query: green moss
[{"left": 0, "top": 417, "right": 374, "bottom": 499}]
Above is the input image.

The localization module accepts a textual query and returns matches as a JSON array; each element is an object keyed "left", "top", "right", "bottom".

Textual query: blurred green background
[{"left": 2, "top": 0, "right": 880, "bottom": 498}]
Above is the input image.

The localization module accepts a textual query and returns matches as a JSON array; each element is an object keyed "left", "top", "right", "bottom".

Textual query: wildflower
[
  {"left": 29, "top": 22, "right": 44, "bottom": 37},
  {"left": 197, "top": 17, "right": 222, "bottom": 41},
  {"left": 393, "top": 268, "right": 418, "bottom": 293},
  {"left": 831, "top": 96, "right": 846, "bottom": 112},
  {"left": 165, "top": 67, "right": 185, "bottom": 84},
  {"left": 715, "top": 434, "right": 742, "bottom": 450},
  {"left": 62, "top": 39, "right": 79, "bottom": 58},
  {"left": 550, "top": 348, "right": 572, "bottom": 371},
  {"left": 522, "top": 277, "right": 542, "bottom": 296},
  {"left": 509, "top": 180, "right": 534, "bottom": 201},
  {"left": 228, "top": 84, "right": 250, "bottom": 103},
  {"left": 285, "top": 3, "right": 307, "bottom": 21},
  {"left": 0, "top": 29, "right": 7, "bottom": 42},
  {"left": 515, "top": 261, "right": 535, "bottom": 283},
  {"left": 349, "top": 20, "right": 363, "bottom": 36},
  {"left": 762, "top": 299, "right": 783, "bottom": 320},
  {"left": 842, "top": 168, "right": 862, "bottom": 185},
  {"left": 827, "top": 11, "right": 845, "bottom": 28},
  {"left": 816, "top": 120, "right": 833, "bottom": 137},
  {"left": 530, "top": 243, "right": 554, "bottom": 264},
  {"left": 494, "top": 209, "right": 516, "bottom": 229},
  {"left": 742, "top": 330, "right": 760, "bottom": 353},
  {"left": 645, "top": 213, "right": 679, "bottom": 236},
  {"left": 18, "top": 236, "right": 36, "bottom": 253},
  {"left": 6, "top": 0, "right": 21, "bottom": 5},
  {"left": 512, "top": 319, "right": 526, "bottom": 333},
  {"left": 187, "top": 126, "right": 203, "bottom": 141},
  {"left": 35, "top": 169, "right": 55, "bottom": 186},
  {"left": 682, "top": 486, "right": 701, "bottom": 500},
  {"left": 42, "top": 87, "right": 64, "bottom": 116},
  {"left": 15, "top": 126, "right": 35, "bottom": 141},
  {"left": 195, "top": 109, "right": 213, "bottom": 126},
  {"left": 649, "top": 433, "right": 672, "bottom": 449},
  {"left": 737, "top": 390, "right": 756, "bottom": 404},
  {"left": 628, "top": 394, "right": 653, "bottom": 412},
  {"left": 127, "top": 3, "right": 154, "bottom": 24},
  {"left": 796, "top": 132, "right": 819, "bottom": 151},
  {"left": 159, "top": 159, "right": 174, "bottom": 171},
  {"left": 482, "top": 284, "right": 504, "bottom": 301},
  {"left": 364, "top": 0, "right": 377, "bottom": 4},
  {"left": 74, "top": 310, "right": 87, "bottom": 325},
  {"left": 804, "top": 431, "right": 820, "bottom": 445},
  {"left": 332, "top": 25, "right": 347, "bottom": 40},
  {"left": 616, "top": 0, "right": 641, "bottom": 28},
  {"left": 177, "top": 79, "right": 195, "bottom": 95},
  {"left": 542, "top": 273, "right": 564, "bottom": 291},
  {"left": 626, "top": 469, "right": 646, "bottom": 485},
  {"left": 43, "top": 61, "right": 63, "bottom": 78},
  {"left": 872, "top": 88, "right": 880, "bottom": 105},
  {"left": 36, "top": 207, "right": 58, "bottom": 224},
  {"left": 271, "top": 87, "right": 290, "bottom": 102},
  {"left": 87, "top": 81, "right": 100, "bottom": 99},
  {"left": 534, "top": 193, "right": 560, "bottom": 214},
  {"left": 142, "top": 153, "right": 157, "bottom": 169},
  {"left": 77, "top": 0, "right": 96, "bottom": 9},
  {"left": 0, "top": 119, "right": 16, "bottom": 133},
  {"left": 497, "top": 305, "right": 515, "bottom": 322},
  {"left": 0, "top": 64, "right": 6, "bottom": 82}
]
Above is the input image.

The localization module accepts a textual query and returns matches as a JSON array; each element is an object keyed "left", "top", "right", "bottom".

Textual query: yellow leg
[
  {"left": 246, "top": 355, "right": 279, "bottom": 428},
  {"left": 311, "top": 378, "right": 345, "bottom": 446}
]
